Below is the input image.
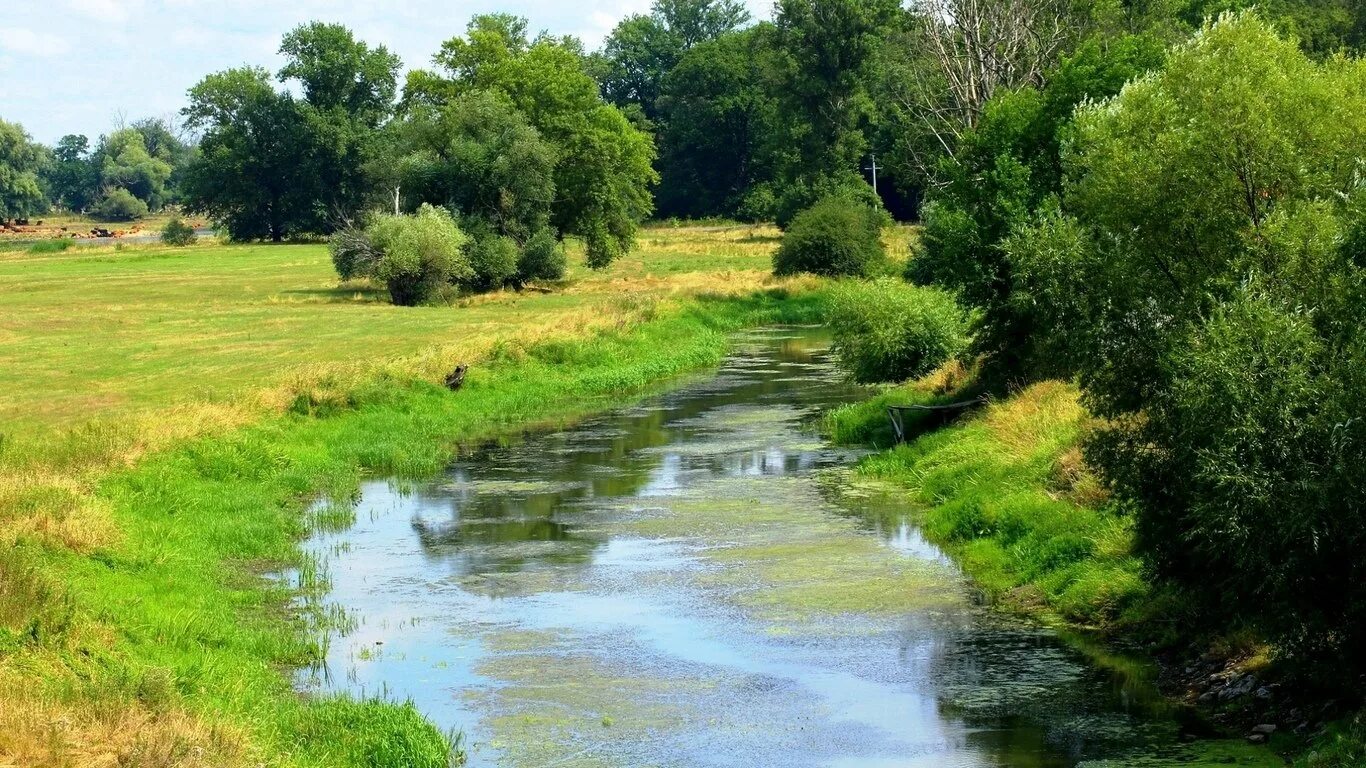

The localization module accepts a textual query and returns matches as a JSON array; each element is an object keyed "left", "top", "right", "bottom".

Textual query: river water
[{"left": 299, "top": 328, "right": 1273, "bottom": 767}]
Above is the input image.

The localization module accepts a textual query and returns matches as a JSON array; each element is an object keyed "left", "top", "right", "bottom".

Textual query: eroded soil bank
[{"left": 301, "top": 329, "right": 1276, "bottom": 767}]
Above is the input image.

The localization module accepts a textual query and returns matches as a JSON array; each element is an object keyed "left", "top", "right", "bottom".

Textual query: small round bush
[
  {"left": 93, "top": 188, "right": 148, "bottom": 221},
  {"left": 827, "top": 278, "right": 972, "bottom": 383},
  {"left": 774, "top": 197, "right": 886, "bottom": 278},
  {"left": 366, "top": 204, "right": 471, "bottom": 306},
  {"left": 517, "top": 228, "right": 566, "bottom": 283},
  {"left": 160, "top": 218, "right": 197, "bottom": 246},
  {"left": 463, "top": 233, "right": 519, "bottom": 292}
]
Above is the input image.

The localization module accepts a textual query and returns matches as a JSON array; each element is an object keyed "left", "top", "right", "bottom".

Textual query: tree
[
  {"left": 655, "top": 26, "right": 784, "bottom": 219},
  {"left": 397, "top": 90, "right": 555, "bottom": 244},
  {"left": 592, "top": 0, "right": 751, "bottom": 121},
  {"left": 95, "top": 128, "right": 173, "bottom": 210},
  {"left": 769, "top": 0, "right": 902, "bottom": 222},
  {"left": 332, "top": 204, "right": 472, "bottom": 305},
  {"left": 879, "top": 0, "right": 1089, "bottom": 180},
  {"left": 1008, "top": 13, "right": 1366, "bottom": 663},
  {"left": 0, "top": 118, "right": 47, "bottom": 222},
  {"left": 907, "top": 34, "right": 1166, "bottom": 380},
  {"left": 407, "top": 15, "right": 657, "bottom": 267},
  {"left": 180, "top": 67, "right": 317, "bottom": 241},
  {"left": 181, "top": 25, "right": 397, "bottom": 241},
  {"left": 45, "top": 134, "right": 99, "bottom": 212},
  {"left": 279, "top": 22, "right": 401, "bottom": 222}
]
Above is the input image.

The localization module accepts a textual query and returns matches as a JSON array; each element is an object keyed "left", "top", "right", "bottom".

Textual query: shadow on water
[{"left": 298, "top": 328, "right": 1277, "bottom": 768}]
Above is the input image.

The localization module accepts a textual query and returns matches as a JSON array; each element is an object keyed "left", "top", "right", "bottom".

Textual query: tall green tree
[
  {"left": 592, "top": 0, "right": 751, "bottom": 122},
  {"left": 0, "top": 118, "right": 47, "bottom": 221},
  {"left": 768, "top": 0, "right": 902, "bottom": 224},
  {"left": 180, "top": 68, "right": 317, "bottom": 241},
  {"left": 279, "top": 22, "right": 401, "bottom": 220},
  {"left": 908, "top": 34, "right": 1166, "bottom": 380},
  {"left": 95, "top": 128, "right": 174, "bottom": 210},
  {"left": 45, "top": 134, "right": 99, "bottom": 212},
  {"left": 654, "top": 25, "right": 784, "bottom": 219},
  {"left": 406, "top": 15, "right": 657, "bottom": 267},
  {"left": 397, "top": 90, "right": 556, "bottom": 244}
]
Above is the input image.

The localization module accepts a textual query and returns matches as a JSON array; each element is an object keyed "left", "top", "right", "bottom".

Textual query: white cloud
[
  {"left": 0, "top": 28, "right": 71, "bottom": 57},
  {"left": 65, "top": 0, "right": 141, "bottom": 22}
]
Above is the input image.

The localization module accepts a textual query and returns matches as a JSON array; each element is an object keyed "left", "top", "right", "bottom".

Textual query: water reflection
[{"left": 300, "top": 329, "right": 1274, "bottom": 768}]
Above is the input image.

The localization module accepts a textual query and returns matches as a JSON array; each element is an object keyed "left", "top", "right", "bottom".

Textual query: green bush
[
  {"left": 93, "top": 188, "right": 149, "bottom": 221},
  {"left": 826, "top": 278, "right": 971, "bottom": 383},
  {"left": 517, "top": 228, "right": 566, "bottom": 283},
  {"left": 365, "top": 204, "right": 472, "bottom": 306},
  {"left": 773, "top": 197, "right": 885, "bottom": 278},
  {"left": 328, "top": 227, "right": 381, "bottom": 281},
  {"left": 463, "top": 232, "right": 519, "bottom": 292},
  {"left": 160, "top": 218, "right": 197, "bottom": 246}
]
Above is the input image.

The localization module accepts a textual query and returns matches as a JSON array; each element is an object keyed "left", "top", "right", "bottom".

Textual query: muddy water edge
[{"left": 297, "top": 328, "right": 1278, "bottom": 767}]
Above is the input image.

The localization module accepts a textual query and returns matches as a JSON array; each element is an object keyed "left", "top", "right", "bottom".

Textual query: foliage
[
  {"left": 827, "top": 278, "right": 971, "bottom": 383},
  {"left": 44, "top": 134, "right": 99, "bottom": 212},
  {"left": 0, "top": 118, "right": 47, "bottom": 220},
  {"left": 516, "top": 227, "right": 566, "bottom": 283},
  {"left": 907, "top": 34, "right": 1166, "bottom": 381},
  {"left": 773, "top": 196, "right": 886, "bottom": 277},
  {"left": 328, "top": 226, "right": 381, "bottom": 281},
  {"left": 182, "top": 24, "right": 397, "bottom": 242},
  {"left": 397, "top": 90, "right": 555, "bottom": 244},
  {"left": 160, "top": 217, "right": 197, "bottom": 246},
  {"left": 96, "top": 128, "right": 173, "bottom": 211},
  {"left": 181, "top": 67, "right": 317, "bottom": 241},
  {"left": 462, "top": 229, "right": 519, "bottom": 292},
  {"left": 654, "top": 26, "right": 783, "bottom": 220},
  {"left": 1010, "top": 13, "right": 1366, "bottom": 666},
  {"left": 407, "top": 15, "right": 657, "bottom": 267},
  {"left": 591, "top": 0, "right": 751, "bottom": 122},
  {"left": 92, "top": 187, "right": 149, "bottom": 221},
  {"left": 363, "top": 204, "right": 471, "bottom": 305}
]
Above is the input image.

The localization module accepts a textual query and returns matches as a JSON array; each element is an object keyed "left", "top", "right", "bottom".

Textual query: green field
[{"left": 0, "top": 225, "right": 780, "bottom": 433}]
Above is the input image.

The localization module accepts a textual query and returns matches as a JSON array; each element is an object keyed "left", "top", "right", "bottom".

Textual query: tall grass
[
  {"left": 0, "top": 289, "right": 825, "bottom": 767},
  {"left": 835, "top": 377, "right": 1146, "bottom": 628}
]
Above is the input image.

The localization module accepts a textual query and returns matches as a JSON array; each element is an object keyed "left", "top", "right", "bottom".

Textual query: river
[{"left": 298, "top": 328, "right": 1273, "bottom": 767}]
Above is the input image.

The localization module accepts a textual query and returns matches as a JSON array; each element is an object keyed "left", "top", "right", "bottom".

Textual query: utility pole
[
  {"left": 393, "top": 186, "right": 401, "bottom": 216},
  {"left": 864, "top": 154, "right": 880, "bottom": 198}
]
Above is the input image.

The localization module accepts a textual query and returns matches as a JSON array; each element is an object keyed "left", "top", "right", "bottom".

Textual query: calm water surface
[{"left": 300, "top": 329, "right": 1273, "bottom": 767}]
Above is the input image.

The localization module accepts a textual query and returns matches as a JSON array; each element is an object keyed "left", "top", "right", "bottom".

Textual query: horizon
[{"left": 2, "top": 0, "right": 773, "bottom": 145}]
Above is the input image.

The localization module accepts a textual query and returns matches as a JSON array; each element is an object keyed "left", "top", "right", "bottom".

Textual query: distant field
[{"left": 0, "top": 225, "right": 781, "bottom": 435}]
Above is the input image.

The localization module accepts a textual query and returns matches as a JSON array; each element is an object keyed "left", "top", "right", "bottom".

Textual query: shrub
[
  {"left": 773, "top": 173, "right": 887, "bottom": 230},
  {"left": 93, "top": 188, "right": 148, "bottom": 221},
  {"left": 773, "top": 197, "right": 886, "bottom": 278},
  {"left": 826, "top": 278, "right": 972, "bottom": 383},
  {"left": 517, "top": 228, "right": 566, "bottom": 283},
  {"left": 462, "top": 233, "right": 519, "bottom": 292},
  {"left": 160, "top": 218, "right": 197, "bottom": 246},
  {"left": 365, "top": 205, "right": 472, "bottom": 306},
  {"left": 328, "top": 227, "right": 381, "bottom": 281}
]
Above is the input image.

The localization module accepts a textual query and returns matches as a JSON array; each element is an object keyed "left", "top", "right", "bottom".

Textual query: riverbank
[
  {"left": 824, "top": 370, "right": 1363, "bottom": 766},
  {"left": 0, "top": 260, "right": 823, "bottom": 765}
]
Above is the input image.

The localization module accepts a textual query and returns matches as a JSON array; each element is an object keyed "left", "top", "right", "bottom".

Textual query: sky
[{"left": 2, "top": 0, "right": 774, "bottom": 145}]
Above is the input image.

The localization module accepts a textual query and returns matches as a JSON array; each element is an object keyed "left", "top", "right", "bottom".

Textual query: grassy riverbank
[
  {"left": 0, "top": 226, "right": 823, "bottom": 766},
  {"left": 827, "top": 374, "right": 1146, "bottom": 630}
]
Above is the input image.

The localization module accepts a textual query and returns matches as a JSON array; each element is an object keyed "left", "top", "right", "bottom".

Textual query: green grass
[
  {"left": 0, "top": 289, "right": 825, "bottom": 766},
  {"left": 829, "top": 377, "right": 1146, "bottom": 628},
  {"left": 0, "top": 229, "right": 780, "bottom": 434}
]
